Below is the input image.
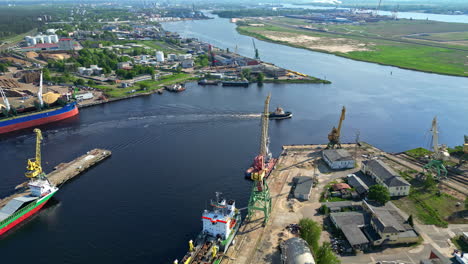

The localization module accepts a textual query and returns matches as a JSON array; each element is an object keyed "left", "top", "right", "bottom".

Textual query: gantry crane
[
  {"left": 327, "top": 106, "right": 346, "bottom": 149},
  {"left": 252, "top": 39, "right": 260, "bottom": 60},
  {"left": 25, "top": 128, "right": 45, "bottom": 179},
  {"left": 247, "top": 94, "right": 272, "bottom": 226},
  {"left": 423, "top": 117, "right": 450, "bottom": 180}
]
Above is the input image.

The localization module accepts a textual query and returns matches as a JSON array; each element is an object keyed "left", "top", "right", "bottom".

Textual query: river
[{"left": 0, "top": 15, "right": 467, "bottom": 264}]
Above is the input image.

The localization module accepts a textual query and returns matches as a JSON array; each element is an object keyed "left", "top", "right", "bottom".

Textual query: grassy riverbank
[
  {"left": 93, "top": 73, "right": 195, "bottom": 98},
  {"left": 236, "top": 19, "right": 468, "bottom": 77}
]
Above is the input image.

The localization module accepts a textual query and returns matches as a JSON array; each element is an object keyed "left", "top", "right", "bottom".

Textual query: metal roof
[
  {"left": 347, "top": 174, "right": 369, "bottom": 194},
  {"left": 293, "top": 176, "right": 313, "bottom": 199},
  {"left": 330, "top": 212, "right": 370, "bottom": 246},
  {"left": 362, "top": 159, "right": 410, "bottom": 187},
  {"left": 322, "top": 149, "right": 353, "bottom": 162}
]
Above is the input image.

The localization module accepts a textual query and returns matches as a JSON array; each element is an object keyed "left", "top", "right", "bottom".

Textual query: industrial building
[
  {"left": 322, "top": 149, "right": 355, "bottom": 170},
  {"left": 292, "top": 176, "right": 314, "bottom": 201},
  {"left": 347, "top": 174, "right": 369, "bottom": 195},
  {"left": 280, "top": 237, "right": 315, "bottom": 264},
  {"left": 361, "top": 159, "right": 410, "bottom": 197},
  {"left": 21, "top": 38, "right": 76, "bottom": 52},
  {"left": 327, "top": 200, "right": 419, "bottom": 252}
]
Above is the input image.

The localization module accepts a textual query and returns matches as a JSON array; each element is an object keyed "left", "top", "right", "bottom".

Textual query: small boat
[
  {"left": 222, "top": 80, "right": 249, "bottom": 87},
  {"left": 269, "top": 107, "right": 292, "bottom": 120},
  {"left": 165, "top": 84, "right": 186, "bottom": 93},
  {"left": 198, "top": 79, "right": 219, "bottom": 85}
]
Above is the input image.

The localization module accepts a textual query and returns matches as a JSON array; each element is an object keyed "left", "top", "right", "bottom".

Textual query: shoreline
[{"left": 236, "top": 27, "right": 468, "bottom": 78}]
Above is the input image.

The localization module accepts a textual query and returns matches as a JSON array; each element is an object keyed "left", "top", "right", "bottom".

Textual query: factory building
[{"left": 21, "top": 38, "right": 76, "bottom": 52}]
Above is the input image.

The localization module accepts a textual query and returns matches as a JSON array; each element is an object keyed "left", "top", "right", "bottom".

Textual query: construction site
[{"left": 219, "top": 96, "right": 468, "bottom": 264}]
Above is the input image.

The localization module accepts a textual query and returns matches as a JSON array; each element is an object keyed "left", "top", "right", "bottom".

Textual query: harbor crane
[
  {"left": 0, "top": 86, "right": 11, "bottom": 112},
  {"left": 374, "top": 0, "right": 383, "bottom": 16},
  {"left": 327, "top": 106, "right": 346, "bottom": 149},
  {"left": 252, "top": 39, "right": 260, "bottom": 60},
  {"left": 423, "top": 117, "right": 450, "bottom": 180},
  {"left": 25, "top": 128, "right": 45, "bottom": 179},
  {"left": 247, "top": 94, "right": 272, "bottom": 226}
]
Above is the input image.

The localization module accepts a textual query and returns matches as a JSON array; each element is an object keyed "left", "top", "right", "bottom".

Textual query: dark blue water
[{"left": 0, "top": 15, "right": 467, "bottom": 264}]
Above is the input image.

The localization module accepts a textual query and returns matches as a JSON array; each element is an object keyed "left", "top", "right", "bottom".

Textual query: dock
[
  {"left": 223, "top": 143, "right": 468, "bottom": 264},
  {"left": 0, "top": 149, "right": 111, "bottom": 208}
]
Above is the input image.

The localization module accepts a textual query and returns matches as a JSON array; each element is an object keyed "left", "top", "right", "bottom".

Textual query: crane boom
[
  {"left": 260, "top": 94, "right": 271, "bottom": 156},
  {"left": 337, "top": 106, "right": 346, "bottom": 137},
  {"left": 0, "top": 86, "right": 11, "bottom": 111},
  {"left": 25, "top": 128, "right": 44, "bottom": 178},
  {"left": 252, "top": 39, "right": 260, "bottom": 60},
  {"left": 38, "top": 71, "right": 44, "bottom": 107}
]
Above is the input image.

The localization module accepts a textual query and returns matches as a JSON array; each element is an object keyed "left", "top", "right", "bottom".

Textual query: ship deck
[{"left": 0, "top": 149, "right": 111, "bottom": 208}]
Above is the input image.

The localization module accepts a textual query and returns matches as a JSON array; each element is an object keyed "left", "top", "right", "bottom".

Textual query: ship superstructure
[{"left": 177, "top": 193, "right": 241, "bottom": 264}]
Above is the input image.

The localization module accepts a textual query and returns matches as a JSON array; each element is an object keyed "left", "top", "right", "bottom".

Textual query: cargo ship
[
  {"left": 0, "top": 128, "right": 58, "bottom": 236},
  {"left": 221, "top": 80, "right": 249, "bottom": 87},
  {"left": 269, "top": 107, "right": 292, "bottom": 120},
  {"left": 176, "top": 193, "right": 241, "bottom": 264},
  {"left": 0, "top": 178, "right": 58, "bottom": 236},
  {"left": 0, "top": 71, "right": 79, "bottom": 134}
]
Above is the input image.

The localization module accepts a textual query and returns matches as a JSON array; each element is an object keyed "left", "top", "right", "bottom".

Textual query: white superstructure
[{"left": 202, "top": 194, "right": 237, "bottom": 240}]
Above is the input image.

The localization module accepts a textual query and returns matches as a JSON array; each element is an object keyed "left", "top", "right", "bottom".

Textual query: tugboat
[
  {"left": 165, "top": 84, "right": 186, "bottom": 93},
  {"left": 269, "top": 106, "right": 292, "bottom": 120},
  {"left": 176, "top": 192, "right": 242, "bottom": 264}
]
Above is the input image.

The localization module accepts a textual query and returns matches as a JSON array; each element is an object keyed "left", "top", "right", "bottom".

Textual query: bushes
[{"left": 299, "top": 218, "right": 341, "bottom": 264}]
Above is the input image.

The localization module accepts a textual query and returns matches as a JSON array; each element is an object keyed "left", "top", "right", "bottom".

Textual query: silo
[
  {"left": 43, "top": 35, "right": 51, "bottom": 43},
  {"left": 156, "top": 51, "right": 165, "bottom": 62},
  {"left": 50, "top": 35, "right": 59, "bottom": 43}
]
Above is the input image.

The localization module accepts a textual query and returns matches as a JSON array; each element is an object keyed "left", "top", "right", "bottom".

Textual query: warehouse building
[
  {"left": 292, "top": 176, "right": 314, "bottom": 201},
  {"left": 361, "top": 159, "right": 410, "bottom": 197},
  {"left": 322, "top": 149, "right": 355, "bottom": 170}
]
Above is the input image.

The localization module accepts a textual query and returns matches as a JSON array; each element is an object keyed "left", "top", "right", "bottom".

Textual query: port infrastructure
[
  {"left": 423, "top": 117, "right": 449, "bottom": 179},
  {"left": 247, "top": 94, "right": 272, "bottom": 226},
  {"left": 326, "top": 106, "right": 346, "bottom": 149}
]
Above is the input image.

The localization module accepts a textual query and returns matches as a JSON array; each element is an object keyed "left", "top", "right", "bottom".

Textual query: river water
[{"left": 0, "top": 14, "right": 467, "bottom": 264}]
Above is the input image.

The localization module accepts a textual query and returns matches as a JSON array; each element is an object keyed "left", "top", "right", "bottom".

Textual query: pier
[
  {"left": 224, "top": 143, "right": 468, "bottom": 264},
  {"left": 0, "top": 149, "right": 111, "bottom": 208}
]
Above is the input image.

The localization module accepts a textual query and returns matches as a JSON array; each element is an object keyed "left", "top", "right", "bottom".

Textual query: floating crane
[
  {"left": 25, "top": 128, "right": 45, "bottom": 179},
  {"left": 252, "top": 39, "right": 260, "bottom": 60},
  {"left": 247, "top": 94, "right": 273, "bottom": 226},
  {"left": 423, "top": 117, "right": 450, "bottom": 180},
  {"left": 0, "top": 86, "right": 11, "bottom": 112},
  {"left": 327, "top": 106, "right": 346, "bottom": 149}
]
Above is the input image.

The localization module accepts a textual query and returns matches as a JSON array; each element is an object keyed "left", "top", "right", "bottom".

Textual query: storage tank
[
  {"left": 281, "top": 237, "right": 315, "bottom": 264},
  {"left": 35, "top": 36, "right": 44, "bottom": 44},
  {"left": 156, "top": 51, "right": 165, "bottom": 62},
  {"left": 43, "top": 35, "right": 51, "bottom": 43},
  {"left": 50, "top": 35, "right": 59, "bottom": 43}
]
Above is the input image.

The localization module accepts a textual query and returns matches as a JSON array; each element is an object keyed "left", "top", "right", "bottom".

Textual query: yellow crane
[
  {"left": 25, "top": 128, "right": 44, "bottom": 178},
  {"left": 327, "top": 106, "right": 346, "bottom": 149}
]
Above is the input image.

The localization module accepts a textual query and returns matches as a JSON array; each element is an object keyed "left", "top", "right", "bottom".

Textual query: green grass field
[
  {"left": 392, "top": 176, "right": 463, "bottom": 227},
  {"left": 237, "top": 19, "right": 468, "bottom": 77},
  {"left": 407, "top": 31, "right": 468, "bottom": 42},
  {"left": 93, "top": 73, "right": 195, "bottom": 98}
]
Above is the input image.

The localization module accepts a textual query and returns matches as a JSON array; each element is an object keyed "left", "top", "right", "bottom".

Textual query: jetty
[{"left": 0, "top": 149, "right": 111, "bottom": 208}]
